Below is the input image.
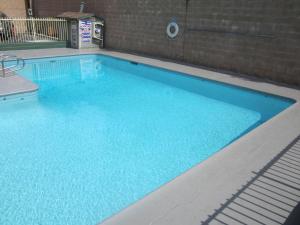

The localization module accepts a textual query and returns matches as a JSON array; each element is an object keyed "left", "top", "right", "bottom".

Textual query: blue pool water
[{"left": 0, "top": 55, "right": 294, "bottom": 225}]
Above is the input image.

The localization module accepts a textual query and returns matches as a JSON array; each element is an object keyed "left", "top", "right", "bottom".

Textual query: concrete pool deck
[{"left": 1, "top": 48, "right": 300, "bottom": 225}]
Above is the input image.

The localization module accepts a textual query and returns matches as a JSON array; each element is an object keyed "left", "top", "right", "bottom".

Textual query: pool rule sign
[{"left": 79, "top": 20, "right": 93, "bottom": 48}]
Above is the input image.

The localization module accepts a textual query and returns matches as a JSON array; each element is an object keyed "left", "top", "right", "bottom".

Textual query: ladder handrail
[{"left": 0, "top": 54, "right": 25, "bottom": 77}]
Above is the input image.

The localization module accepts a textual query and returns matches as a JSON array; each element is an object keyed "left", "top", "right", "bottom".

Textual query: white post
[{"left": 31, "top": 18, "right": 36, "bottom": 41}]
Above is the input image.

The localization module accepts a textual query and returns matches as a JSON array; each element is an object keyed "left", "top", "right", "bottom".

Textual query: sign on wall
[{"left": 79, "top": 20, "right": 92, "bottom": 48}]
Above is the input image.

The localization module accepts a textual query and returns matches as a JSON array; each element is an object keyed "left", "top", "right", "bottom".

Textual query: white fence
[{"left": 0, "top": 18, "right": 68, "bottom": 43}]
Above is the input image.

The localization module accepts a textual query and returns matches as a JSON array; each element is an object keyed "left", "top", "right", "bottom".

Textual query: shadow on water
[{"left": 201, "top": 136, "right": 300, "bottom": 225}]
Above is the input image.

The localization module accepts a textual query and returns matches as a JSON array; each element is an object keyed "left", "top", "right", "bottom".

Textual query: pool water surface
[{"left": 0, "top": 54, "right": 294, "bottom": 225}]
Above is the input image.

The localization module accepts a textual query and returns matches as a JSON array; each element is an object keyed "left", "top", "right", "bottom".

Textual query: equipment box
[{"left": 58, "top": 12, "right": 104, "bottom": 49}]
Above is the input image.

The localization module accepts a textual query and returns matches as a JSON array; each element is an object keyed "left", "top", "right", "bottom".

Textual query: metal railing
[
  {"left": 0, "top": 17, "right": 68, "bottom": 43},
  {"left": 0, "top": 54, "right": 25, "bottom": 77}
]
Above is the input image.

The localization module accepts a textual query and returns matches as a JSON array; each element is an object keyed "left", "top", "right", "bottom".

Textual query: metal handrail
[{"left": 0, "top": 54, "right": 25, "bottom": 77}]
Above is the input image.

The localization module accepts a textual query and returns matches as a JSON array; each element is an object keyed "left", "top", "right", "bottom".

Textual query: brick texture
[
  {"left": 0, "top": 0, "right": 27, "bottom": 17},
  {"left": 33, "top": 0, "right": 95, "bottom": 17},
  {"left": 34, "top": 0, "right": 300, "bottom": 86}
]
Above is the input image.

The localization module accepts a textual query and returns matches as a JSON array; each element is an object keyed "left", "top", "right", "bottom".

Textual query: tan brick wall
[
  {"left": 94, "top": 0, "right": 300, "bottom": 86},
  {"left": 33, "top": 0, "right": 300, "bottom": 86},
  {"left": 0, "top": 0, "right": 27, "bottom": 17},
  {"left": 33, "top": 0, "right": 95, "bottom": 17}
]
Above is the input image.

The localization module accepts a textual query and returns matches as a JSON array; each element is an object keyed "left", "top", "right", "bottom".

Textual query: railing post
[
  {"left": 32, "top": 18, "right": 37, "bottom": 41},
  {"left": 1, "top": 60, "right": 6, "bottom": 78}
]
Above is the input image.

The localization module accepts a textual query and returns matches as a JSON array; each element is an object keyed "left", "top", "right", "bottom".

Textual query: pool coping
[{"left": 2, "top": 48, "right": 300, "bottom": 225}]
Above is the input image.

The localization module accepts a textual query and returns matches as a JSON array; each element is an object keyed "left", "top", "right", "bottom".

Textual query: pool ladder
[{"left": 0, "top": 54, "right": 25, "bottom": 78}]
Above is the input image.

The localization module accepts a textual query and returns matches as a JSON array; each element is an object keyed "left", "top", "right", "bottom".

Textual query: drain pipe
[
  {"left": 26, "top": 0, "right": 33, "bottom": 17},
  {"left": 182, "top": 0, "right": 190, "bottom": 61},
  {"left": 80, "top": 1, "right": 86, "bottom": 12}
]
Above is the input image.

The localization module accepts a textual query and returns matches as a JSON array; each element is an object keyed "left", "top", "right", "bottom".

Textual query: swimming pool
[{"left": 0, "top": 54, "right": 294, "bottom": 225}]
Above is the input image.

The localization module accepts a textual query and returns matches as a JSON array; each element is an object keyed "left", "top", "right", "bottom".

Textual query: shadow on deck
[{"left": 202, "top": 136, "right": 300, "bottom": 225}]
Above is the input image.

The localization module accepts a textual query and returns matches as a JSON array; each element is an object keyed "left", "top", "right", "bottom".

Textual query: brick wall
[
  {"left": 0, "top": 0, "right": 27, "bottom": 17},
  {"left": 93, "top": 0, "right": 186, "bottom": 61},
  {"left": 34, "top": 0, "right": 300, "bottom": 86},
  {"left": 33, "top": 0, "right": 95, "bottom": 17},
  {"left": 183, "top": 0, "right": 300, "bottom": 85}
]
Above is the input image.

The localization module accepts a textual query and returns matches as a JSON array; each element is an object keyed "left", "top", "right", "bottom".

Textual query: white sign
[{"left": 79, "top": 20, "right": 92, "bottom": 44}]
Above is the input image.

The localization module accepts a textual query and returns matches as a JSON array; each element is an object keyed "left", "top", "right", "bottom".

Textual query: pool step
[{"left": 0, "top": 73, "right": 38, "bottom": 98}]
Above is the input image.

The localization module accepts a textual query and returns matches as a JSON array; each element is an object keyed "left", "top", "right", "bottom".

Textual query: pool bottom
[{"left": 0, "top": 54, "right": 294, "bottom": 225}]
